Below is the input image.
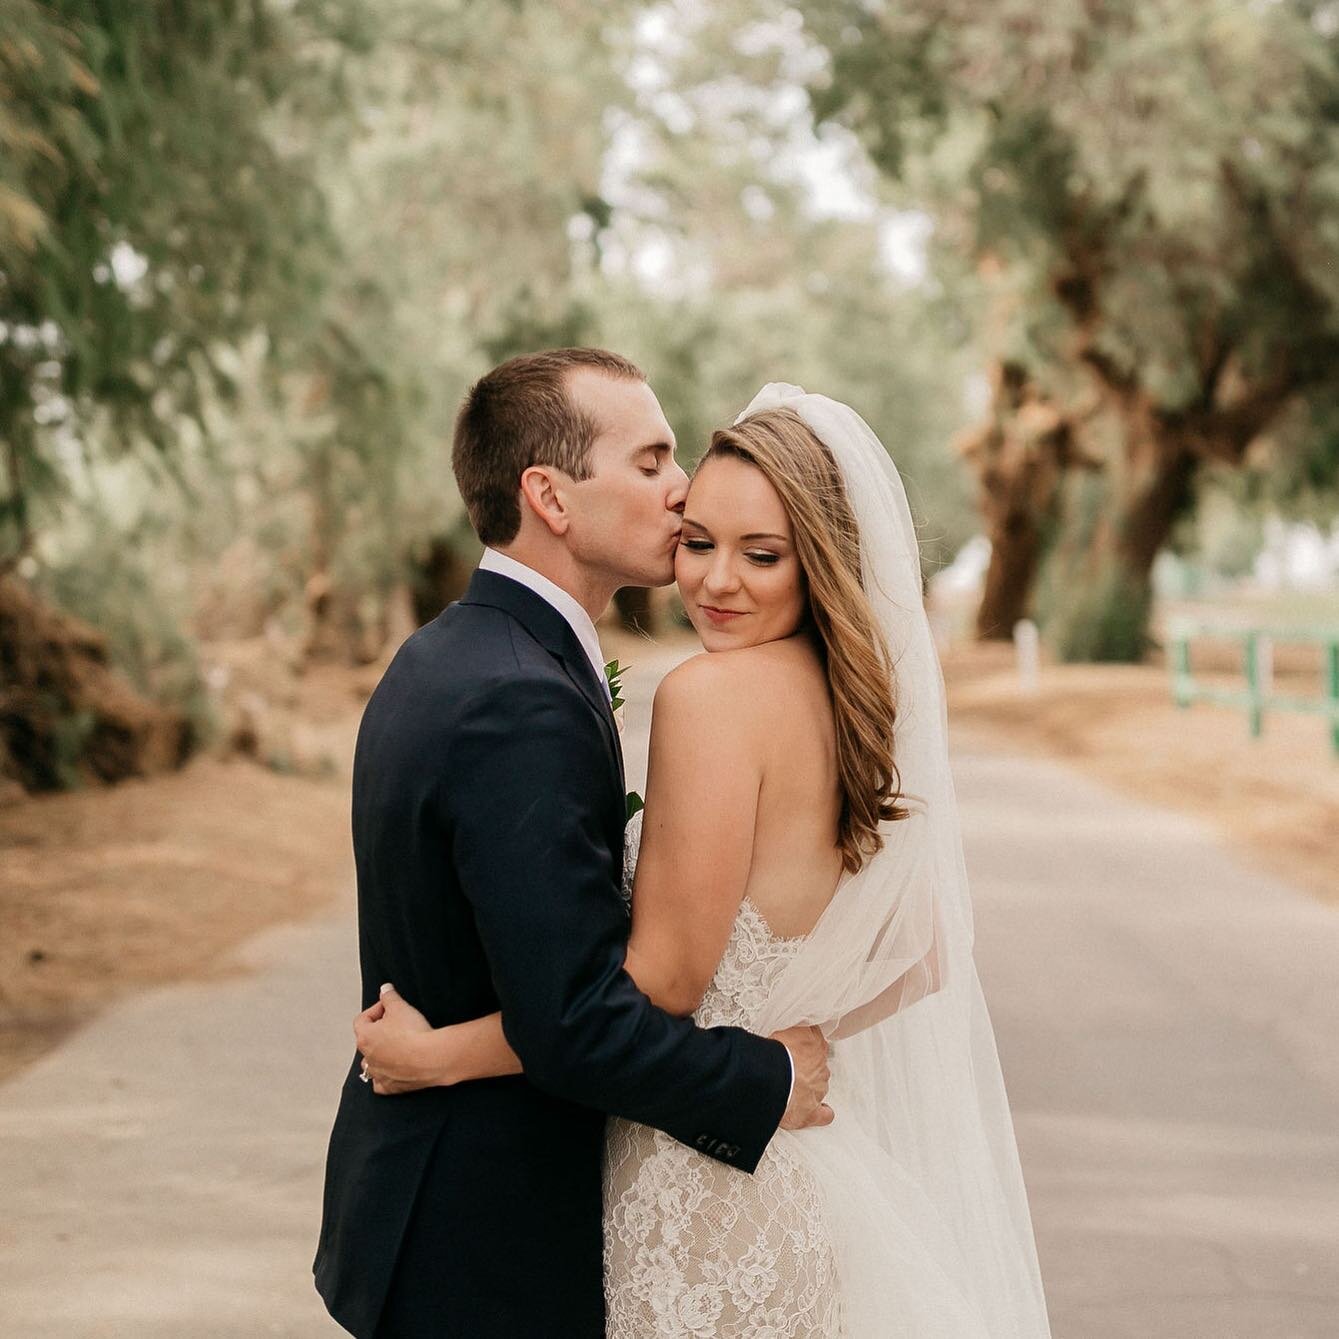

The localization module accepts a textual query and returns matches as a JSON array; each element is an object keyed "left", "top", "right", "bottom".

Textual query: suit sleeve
[{"left": 444, "top": 677, "right": 791, "bottom": 1174}]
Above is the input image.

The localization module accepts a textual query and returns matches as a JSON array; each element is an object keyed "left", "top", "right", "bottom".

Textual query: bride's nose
[{"left": 702, "top": 550, "right": 741, "bottom": 596}]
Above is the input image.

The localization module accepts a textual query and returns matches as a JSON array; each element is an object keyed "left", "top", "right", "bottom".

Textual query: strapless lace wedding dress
[{"left": 603, "top": 821, "right": 845, "bottom": 1338}]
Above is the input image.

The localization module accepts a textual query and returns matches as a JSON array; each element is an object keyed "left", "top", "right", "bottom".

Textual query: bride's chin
[{"left": 697, "top": 626, "right": 763, "bottom": 653}]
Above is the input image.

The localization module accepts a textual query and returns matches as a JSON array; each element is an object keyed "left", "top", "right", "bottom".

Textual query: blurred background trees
[
  {"left": 2, "top": 0, "right": 1337, "bottom": 790},
  {"left": 804, "top": 0, "right": 1339, "bottom": 657},
  {"left": 1, "top": 0, "right": 351, "bottom": 785}
]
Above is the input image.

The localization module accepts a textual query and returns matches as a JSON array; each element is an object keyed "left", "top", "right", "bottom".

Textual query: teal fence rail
[{"left": 1167, "top": 620, "right": 1339, "bottom": 757}]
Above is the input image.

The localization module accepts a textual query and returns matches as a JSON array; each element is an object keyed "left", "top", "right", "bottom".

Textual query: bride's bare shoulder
[{"left": 653, "top": 640, "right": 822, "bottom": 724}]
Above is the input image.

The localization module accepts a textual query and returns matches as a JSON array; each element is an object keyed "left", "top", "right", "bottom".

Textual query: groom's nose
[{"left": 666, "top": 461, "right": 689, "bottom": 513}]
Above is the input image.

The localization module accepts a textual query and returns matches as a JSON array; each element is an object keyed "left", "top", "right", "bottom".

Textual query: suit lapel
[{"left": 460, "top": 569, "right": 624, "bottom": 782}]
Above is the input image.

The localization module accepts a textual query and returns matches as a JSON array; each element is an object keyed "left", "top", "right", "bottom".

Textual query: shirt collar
[{"left": 477, "top": 548, "right": 609, "bottom": 697}]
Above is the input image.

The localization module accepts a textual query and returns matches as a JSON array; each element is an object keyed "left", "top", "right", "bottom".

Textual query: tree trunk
[
  {"left": 1045, "top": 414, "right": 1198, "bottom": 662},
  {"left": 0, "top": 576, "right": 193, "bottom": 792},
  {"left": 975, "top": 513, "right": 1043, "bottom": 640},
  {"left": 301, "top": 447, "right": 346, "bottom": 664},
  {"left": 1116, "top": 434, "right": 1199, "bottom": 580},
  {"left": 959, "top": 361, "right": 1099, "bottom": 641},
  {"left": 410, "top": 537, "right": 472, "bottom": 627},
  {"left": 613, "top": 586, "right": 655, "bottom": 636}
]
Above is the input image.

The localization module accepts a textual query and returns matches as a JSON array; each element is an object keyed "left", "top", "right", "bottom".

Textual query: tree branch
[
  {"left": 1075, "top": 342, "right": 1139, "bottom": 400},
  {"left": 1158, "top": 359, "right": 1299, "bottom": 465},
  {"left": 0, "top": 430, "right": 33, "bottom": 579}
]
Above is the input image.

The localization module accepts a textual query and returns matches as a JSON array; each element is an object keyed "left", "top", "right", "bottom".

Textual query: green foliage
[
  {"left": 3, "top": 0, "right": 986, "bottom": 744},
  {"left": 2, "top": 0, "right": 640, "bottom": 683},
  {"left": 284, "top": 0, "right": 640, "bottom": 622},
  {"left": 583, "top": 6, "right": 978, "bottom": 574},
  {"left": 0, "top": 0, "right": 352, "bottom": 570},
  {"left": 804, "top": 0, "right": 1339, "bottom": 654},
  {"left": 1240, "top": 398, "right": 1339, "bottom": 525},
  {"left": 1046, "top": 561, "right": 1155, "bottom": 664},
  {"left": 604, "top": 659, "right": 629, "bottom": 713},
  {"left": 808, "top": 0, "right": 1339, "bottom": 399},
  {"left": 29, "top": 439, "right": 216, "bottom": 739},
  {"left": 1031, "top": 467, "right": 1149, "bottom": 661},
  {"left": 1033, "top": 459, "right": 1155, "bottom": 660},
  {"left": 1173, "top": 482, "right": 1266, "bottom": 582}
]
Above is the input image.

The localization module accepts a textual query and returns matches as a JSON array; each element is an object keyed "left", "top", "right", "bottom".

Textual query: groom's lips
[{"left": 700, "top": 605, "right": 746, "bottom": 627}]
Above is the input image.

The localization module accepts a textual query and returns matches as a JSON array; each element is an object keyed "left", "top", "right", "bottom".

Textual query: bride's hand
[{"left": 354, "top": 984, "right": 444, "bottom": 1095}]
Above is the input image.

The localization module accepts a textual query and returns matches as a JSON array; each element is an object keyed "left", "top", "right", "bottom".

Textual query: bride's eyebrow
[{"left": 681, "top": 520, "right": 790, "bottom": 546}]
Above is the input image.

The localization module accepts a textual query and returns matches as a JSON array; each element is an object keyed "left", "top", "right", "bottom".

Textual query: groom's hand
[{"left": 773, "top": 1024, "right": 834, "bottom": 1130}]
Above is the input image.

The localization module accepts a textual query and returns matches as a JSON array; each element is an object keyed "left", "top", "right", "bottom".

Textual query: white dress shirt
[
  {"left": 474, "top": 547, "right": 796, "bottom": 1110},
  {"left": 477, "top": 548, "right": 610, "bottom": 698}
]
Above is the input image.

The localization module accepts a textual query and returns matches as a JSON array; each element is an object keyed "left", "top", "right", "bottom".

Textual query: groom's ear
[{"left": 519, "top": 464, "right": 572, "bottom": 537}]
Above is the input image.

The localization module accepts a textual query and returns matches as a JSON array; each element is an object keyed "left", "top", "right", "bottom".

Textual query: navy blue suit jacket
[{"left": 314, "top": 569, "right": 791, "bottom": 1337}]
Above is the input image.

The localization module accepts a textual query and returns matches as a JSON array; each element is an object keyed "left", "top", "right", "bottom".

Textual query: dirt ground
[
  {"left": 2, "top": 625, "right": 1336, "bottom": 1084},
  {"left": 942, "top": 639, "right": 1339, "bottom": 909},
  {"left": 0, "top": 658, "right": 366, "bottom": 1084}
]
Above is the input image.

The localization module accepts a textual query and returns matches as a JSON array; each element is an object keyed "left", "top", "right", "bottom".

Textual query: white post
[{"left": 1013, "top": 618, "right": 1040, "bottom": 695}]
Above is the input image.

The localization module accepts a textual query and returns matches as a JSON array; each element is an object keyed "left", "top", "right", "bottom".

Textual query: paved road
[
  {"left": 1, "top": 647, "right": 1336, "bottom": 1337},
  {"left": 962, "top": 738, "right": 1339, "bottom": 1339}
]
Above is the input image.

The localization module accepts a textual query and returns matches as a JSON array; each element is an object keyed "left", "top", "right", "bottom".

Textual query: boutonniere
[
  {"left": 604, "top": 659, "right": 644, "bottom": 823},
  {"left": 603, "top": 658, "right": 628, "bottom": 737},
  {"left": 603, "top": 658, "right": 626, "bottom": 712}
]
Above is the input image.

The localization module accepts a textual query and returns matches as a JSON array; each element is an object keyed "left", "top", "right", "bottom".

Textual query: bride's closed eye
[{"left": 681, "top": 538, "right": 781, "bottom": 566}]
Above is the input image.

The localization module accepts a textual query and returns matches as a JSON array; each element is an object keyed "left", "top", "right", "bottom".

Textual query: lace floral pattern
[{"left": 603, "top": 863, "right": 845, "bottom": 1338}]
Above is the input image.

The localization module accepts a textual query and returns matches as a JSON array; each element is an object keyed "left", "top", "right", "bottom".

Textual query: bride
[{"left": 356, "top": 385, "right": 1052, "bottom": 1338}]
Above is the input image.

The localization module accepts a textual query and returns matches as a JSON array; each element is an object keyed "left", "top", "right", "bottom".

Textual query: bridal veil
[{"left": 739, "top": 384, "right": 1052, "bottom": 1339}]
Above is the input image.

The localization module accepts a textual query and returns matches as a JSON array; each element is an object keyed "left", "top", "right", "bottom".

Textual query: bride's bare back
[
  {"left": 736, "top": 637, "right": 843, "bottom": 938},
  {"left": 623, "top": 636, "right": 843, "bottom": 1016},
  {"left": 623, "top": 443, "right": 851, "bottom": 1015}
]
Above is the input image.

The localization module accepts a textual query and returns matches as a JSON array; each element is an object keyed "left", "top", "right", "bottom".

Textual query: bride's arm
[
  {"left": 354, "top": 999, "right": 521, "bottom": 1094},
  {"left": 356, "top": 656, "right": 763, "bottom": 1091},
  {"left": 357, "top": 950, "right": 671, "bottom": 1092}
]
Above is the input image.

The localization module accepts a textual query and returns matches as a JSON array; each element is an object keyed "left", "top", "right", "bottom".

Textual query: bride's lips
[{"left": 699, "top": 605, "right": 746, "bottom": 627}]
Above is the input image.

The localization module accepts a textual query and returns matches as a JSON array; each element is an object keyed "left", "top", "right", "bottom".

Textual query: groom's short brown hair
[{"left": 452, "top": 347, "right": 646, "bottom": 545}]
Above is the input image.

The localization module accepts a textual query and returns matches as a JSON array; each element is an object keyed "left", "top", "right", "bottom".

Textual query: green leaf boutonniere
[
  {"left": 603, "top": 658, "right": 627, "bottom": 712},
  {"left": 604, "top": 660, "right": 642, "bottom": 821}
]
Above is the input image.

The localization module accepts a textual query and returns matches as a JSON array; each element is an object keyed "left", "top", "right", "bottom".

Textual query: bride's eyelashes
[{"left": 680, "top": 538, "right": 781, "bottom": 567}]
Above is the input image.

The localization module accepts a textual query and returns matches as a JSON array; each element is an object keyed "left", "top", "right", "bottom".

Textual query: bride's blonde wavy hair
[{"left": 701, "top": 406, "right": 909, "bottom": 873}]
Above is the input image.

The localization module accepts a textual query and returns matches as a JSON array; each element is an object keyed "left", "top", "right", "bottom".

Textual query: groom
[{"left": 313, "top": 348, "right": 831, "bottom": 1337}]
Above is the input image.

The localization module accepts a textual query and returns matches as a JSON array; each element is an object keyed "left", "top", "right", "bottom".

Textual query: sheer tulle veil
[{"left": 738, "top": 384, "right": 1052, "bottom": 1338}]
